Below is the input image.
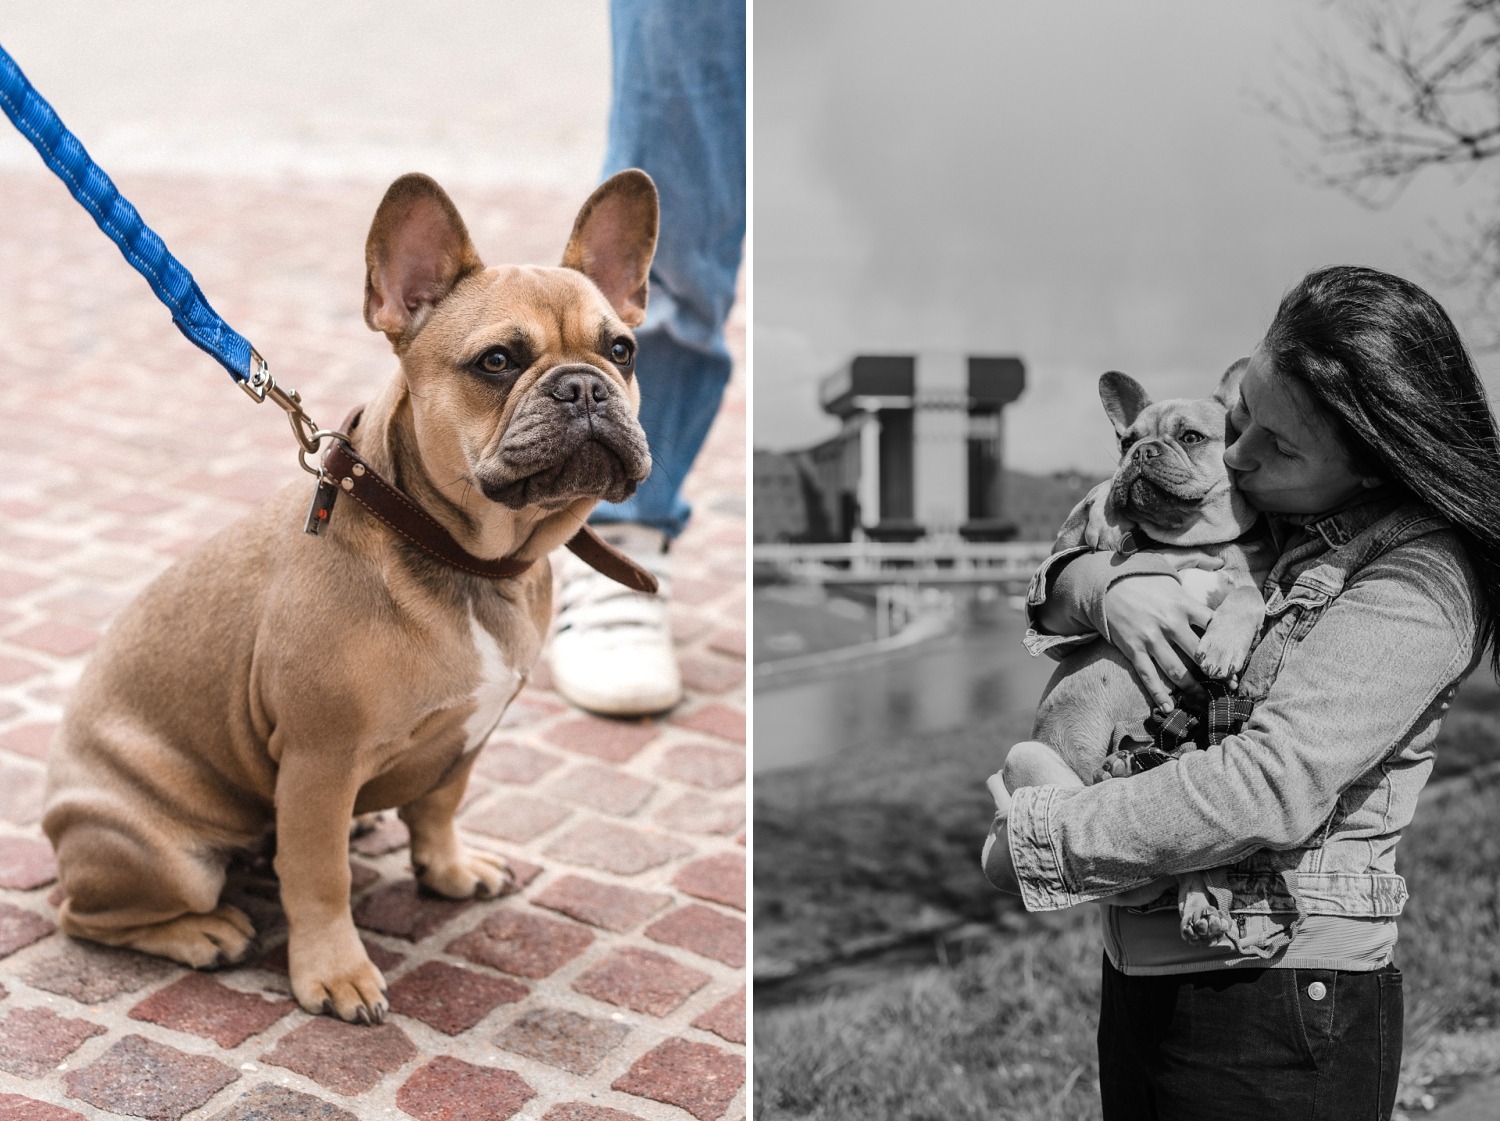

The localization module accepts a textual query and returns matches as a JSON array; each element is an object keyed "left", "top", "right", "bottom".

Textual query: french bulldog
[
  {"left": 999, "top": 362, "right": 1274, "bottom": 941},
  {"left": 42, "top": 170, "right": 658, "bottom": 1022}
]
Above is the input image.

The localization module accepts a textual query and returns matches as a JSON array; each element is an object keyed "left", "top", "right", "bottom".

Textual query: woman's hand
[{"left": 1104, "top": 566, "right": 1216, "bottom": 712}]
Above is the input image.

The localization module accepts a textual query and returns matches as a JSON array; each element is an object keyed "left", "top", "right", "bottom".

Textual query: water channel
[{"left": 753, "top": 588, "right": 1061, "bottom": 771}]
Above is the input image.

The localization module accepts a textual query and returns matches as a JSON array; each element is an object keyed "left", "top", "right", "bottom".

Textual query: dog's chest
[
  {"left": 1178, "top": 567, "right": 1235, "bottom": 608},
  {"left": 464, "top": 613, "right": 524, "bottom": 750}
]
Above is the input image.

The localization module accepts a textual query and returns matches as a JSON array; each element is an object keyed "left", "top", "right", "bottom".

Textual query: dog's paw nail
[
  {"left": 354, "top": 1005, "right": 370, "bottom": 1025},
  {"left": 320, "top": 998, "right": 333, "bottom": 1016}
]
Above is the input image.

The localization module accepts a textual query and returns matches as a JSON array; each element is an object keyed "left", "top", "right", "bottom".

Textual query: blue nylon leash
[
  {"left": 0, "top": 41, "right": 266, "bottom": 389},
  {"left": 0, "top": 41, "right": 338, "bottom": 465}
]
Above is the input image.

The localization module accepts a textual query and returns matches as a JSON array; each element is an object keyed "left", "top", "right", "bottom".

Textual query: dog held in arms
[
  {"left": 996, "top": 362, "right": 1275, "bottom": 943},
  {"left": 42, "top": 170, "right": 658, "bottom": 1023}
]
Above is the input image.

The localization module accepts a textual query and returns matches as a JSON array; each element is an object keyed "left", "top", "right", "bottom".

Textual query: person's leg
[
  {"left": 550, "top": 0, "right": 744, "bottom": 716},
  {"left": 1099, "top": 962, "right": 1403, "bottom": 1121},
  {"left": 594, "top": 0, "right": 745, "bottom": 537}
]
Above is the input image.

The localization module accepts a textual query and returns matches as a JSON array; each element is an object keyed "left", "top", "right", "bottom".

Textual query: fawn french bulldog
[
  {"left": 998, "top": 362, "right": 1275, "bottom": 941},
  {"left": 43, "top": 170, "right": 658, "bottom": 1022}
]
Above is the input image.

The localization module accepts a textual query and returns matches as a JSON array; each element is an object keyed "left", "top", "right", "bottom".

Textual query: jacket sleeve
[
  {"left": 1023, "top": 546, "right": 1181, "bottom": 660},
  {"left": 1008, "top": 537, "right": 1481, "bottom": 912}
]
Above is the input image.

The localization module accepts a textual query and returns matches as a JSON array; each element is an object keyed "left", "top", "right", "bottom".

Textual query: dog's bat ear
[
  {"left": 1098, "top": 372, "right": 1152, "bottom": 437},
  {"left": 364, "top": 174, "right": 484, "bottom": 346},
  {"left": 1213, "top": 357, "right": 1250, "bottom": 411},
  {"left": 561, "top": 169, "right": 659, "bottom": 328}
]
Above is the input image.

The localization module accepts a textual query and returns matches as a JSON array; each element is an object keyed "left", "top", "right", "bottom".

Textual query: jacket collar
[{"left": 1266, "top": 488, "right": 1409, "bottom": 552}]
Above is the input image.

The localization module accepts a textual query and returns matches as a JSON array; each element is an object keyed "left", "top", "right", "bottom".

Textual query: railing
[{"left": 753, "top": 540, "right": 1052, "bottom": 584}]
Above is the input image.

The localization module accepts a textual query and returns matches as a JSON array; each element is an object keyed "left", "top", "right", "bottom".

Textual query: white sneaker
[{"left": 548, "top": 524, "right": 683, "bottom": 716}]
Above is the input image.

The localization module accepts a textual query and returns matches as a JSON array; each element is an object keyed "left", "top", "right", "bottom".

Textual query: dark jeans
[{"left": 1099, "top": 957, "right": 1403, "bottom": 1120}]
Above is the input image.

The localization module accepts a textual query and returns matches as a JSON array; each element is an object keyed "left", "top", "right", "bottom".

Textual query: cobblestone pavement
[{"left": 0, "top": 169, "right": 745, "bottom": 1119}]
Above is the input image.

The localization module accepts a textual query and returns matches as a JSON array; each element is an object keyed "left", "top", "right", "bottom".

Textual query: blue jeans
[
  {"left": 592, "top": 0, "right": 745, "bottom": 540},
  {"left": 1098, "top": 958, "right": 1403, "bottom": 1120}
]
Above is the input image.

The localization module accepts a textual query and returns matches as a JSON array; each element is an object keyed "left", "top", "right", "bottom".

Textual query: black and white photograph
[{"left": 754, "top": 3, "right": 1500, "bottom": 1118}]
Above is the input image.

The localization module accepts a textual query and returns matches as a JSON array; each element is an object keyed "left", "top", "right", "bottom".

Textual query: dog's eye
[
  {"left": 1180, "top": 430, "right": 1206, "bottom": 445},
  {"left": 475, "top": 347, "right": 513, "bottom": 375},
  {"left": 1120, "top": 435, "right": 1138, "bottom": 453},
  {"left": 610, "top": 339, "right": 635, "bottom": 367}
]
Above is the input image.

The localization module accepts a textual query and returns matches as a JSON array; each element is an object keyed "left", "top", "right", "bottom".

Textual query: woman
[{"left": 985, "top": 265, "right": 1500, "bottom": 1119}]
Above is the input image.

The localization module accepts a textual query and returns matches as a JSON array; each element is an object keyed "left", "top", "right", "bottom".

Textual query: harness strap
[
  {"left": 0, "top": 43, "right": 256, "bottom": 383},
  {"left": 1101, "top": 679, "right": 1254, "bottom": 777}
]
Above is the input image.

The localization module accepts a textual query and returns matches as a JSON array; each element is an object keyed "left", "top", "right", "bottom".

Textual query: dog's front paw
[
  {"left": 1181, "top": 908, "right": 1235, "bottom": 946},
  {"left": 1195, "top": 634, "right": 1249, "bottom": 682},
  {"left": 290, "top": 938, "right": 389, "bottom": 1024},
  {"left": 416, "top": 845, "right": 514, "bottom": 900}
]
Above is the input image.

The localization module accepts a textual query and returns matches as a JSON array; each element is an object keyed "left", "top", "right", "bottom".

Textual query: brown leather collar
[{"left": 307, "top": 408, "right": 658, "bottom": 594}]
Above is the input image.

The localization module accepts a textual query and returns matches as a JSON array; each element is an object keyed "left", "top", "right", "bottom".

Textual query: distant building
[
  {"left": 753, "top": 450, "right": 807, "bottom": 543},
  {"left": 815, "top": 352, "right": 1026, "bottom": 541},
  {"left": 753, "top": 351, "right": 1109, "bottom": 545}
]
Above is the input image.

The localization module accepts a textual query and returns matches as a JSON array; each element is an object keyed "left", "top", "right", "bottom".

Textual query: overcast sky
[{"left": 754, "top": 0, "right": 1499, "bottom": 474}]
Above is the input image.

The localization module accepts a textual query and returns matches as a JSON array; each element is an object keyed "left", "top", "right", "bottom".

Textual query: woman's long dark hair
[{"left": 1263, "top": 265, "right": 1500, "bottom": 672}]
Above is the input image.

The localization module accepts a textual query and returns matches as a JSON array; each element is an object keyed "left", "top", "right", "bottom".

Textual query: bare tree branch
[{"left": 1263, "top": 0, "right": 1500, "bottom": 341}]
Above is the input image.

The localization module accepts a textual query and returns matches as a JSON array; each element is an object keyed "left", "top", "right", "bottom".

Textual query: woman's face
[{"left": 1222, "top": 344, "right": 1376, "bottom": 516}]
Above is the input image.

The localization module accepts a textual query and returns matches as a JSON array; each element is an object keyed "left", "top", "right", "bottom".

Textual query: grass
[
  {"left": 755, "top": 911, "right": 1105, "bottom": 1121},
  {"left": 754, "top": 672, "right": 1500, "bottom": 1118}
]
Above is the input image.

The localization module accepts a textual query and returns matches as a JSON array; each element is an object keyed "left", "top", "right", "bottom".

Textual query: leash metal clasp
[{"left": 239, "top": 349, "right": 348, "bottom": 476}]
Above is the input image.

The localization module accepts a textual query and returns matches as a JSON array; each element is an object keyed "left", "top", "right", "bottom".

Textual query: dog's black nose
[
  {"left": 1133, "top": 442, "right": 1160, "bottom": 462},
  {"left": 550, "top": 369, "right": 610, "bottom": 406}
]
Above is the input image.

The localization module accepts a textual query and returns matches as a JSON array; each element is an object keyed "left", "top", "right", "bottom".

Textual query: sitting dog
[
  {"left": 1000, "top": 362, "right": 1274, "bottom": 941},
  {"left": 42, "top": 170, "right": 658, "bottom": 1023}
]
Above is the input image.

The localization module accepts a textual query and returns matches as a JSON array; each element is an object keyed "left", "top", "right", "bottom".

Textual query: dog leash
[
  {"left": 0, "top": 43, "right": 331, "bottom": 451},
  {"left": 0, "top": 43, "right": 655, "bottom": 594}
]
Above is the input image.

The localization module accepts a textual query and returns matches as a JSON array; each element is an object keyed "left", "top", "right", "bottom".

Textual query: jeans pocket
[{"left": 1290, "top": 968, "right": 1338, "bottom": 1069}]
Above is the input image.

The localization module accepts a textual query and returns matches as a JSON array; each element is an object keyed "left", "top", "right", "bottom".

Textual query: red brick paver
[
  {"left": 544, "top": 1106, "right": 650, "bottom": 1121},
  {"left": 692, "top": 988, "right": 747, "bottom": 1045},
  {"left": 0, "top": 36, "right": 745, "bottom": 1116},
  {"left": 0, "top": 838, "right": 57, "bottom": 890},
  {"left": 572, "top": 947, "right": 712, "bottom": 1017},
  {"left": 397, "top": 1056, "right": 535, "bottom": 1121},
  {"left": 352, "top": 879, "right": 477, "bottom": 942},
  {"left": 0, "top": 1006, "right": 105, "bottom": 1078},
  {"left": 387, "top": 960, "right": 528, "bottom": 1035},
  {"left": 0, "top": 1096, "right": 90, "bottom": 1121},
  {"left": 262, "top": 1018, "right": 418, "bottom": 1095},
  {"left": 533, "top": 874, "right": 674, "bottom": 932},
  {"left": 674, "top": 853, "right": 747, "bottom": 911},
  {"left": 646, "top": 903, "right": 746, "bottom": 967},
  {"left": 64, "top": 1034, "right": 239, "bottom": 1120},
  {"left": 127, "top": 973, "right": 295, "bottom": 1048},
  {"left": 207, "top": 1085, "right": 359, "bottom": 1121},
  {"left": 0, "top": 906, "right": 54, "bottom": 959},
  {"left": 496, "top": 1007, "right": 632, "bottom": 1076},
  {"left": 448, "top": 910, "right": 596, "bottom": 979},
  {"left": 613, "top": 1038, "right": 745, "bottom": 1121}
]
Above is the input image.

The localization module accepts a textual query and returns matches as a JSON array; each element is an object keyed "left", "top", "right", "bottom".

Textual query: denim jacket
[{"left": 1008, "top": 492, "right": 1484, "bottom": 954}]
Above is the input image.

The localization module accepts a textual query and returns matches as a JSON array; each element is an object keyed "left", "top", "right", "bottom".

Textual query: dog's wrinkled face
[
  {"left": 405, "top": 266, "right": 652, "bottom": 511},
  {"left": 362, "top": 171, "right": 657, "bottom": 520},
  {"left": 1100, "top": 362, "right": 1256, "bottom": 547}
]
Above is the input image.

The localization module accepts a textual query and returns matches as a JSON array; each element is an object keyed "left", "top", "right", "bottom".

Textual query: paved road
[{"left": 0, "top": 1, "right": 610, "bottom": 189}]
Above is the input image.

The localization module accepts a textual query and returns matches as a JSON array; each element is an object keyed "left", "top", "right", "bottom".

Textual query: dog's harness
[
  {"left": 0, "top": 43, "right": 655, "bottom": 594},
  {"left": 1101, "top": 678, "right": 1255, "bottom": 777}
]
